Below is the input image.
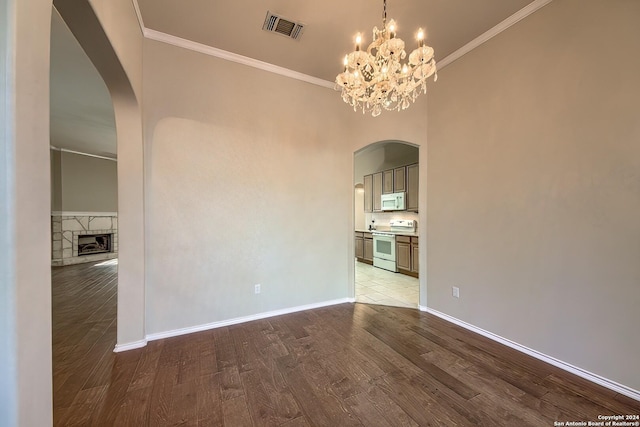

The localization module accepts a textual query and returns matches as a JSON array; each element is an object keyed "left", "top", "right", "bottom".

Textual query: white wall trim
[
  {"left": 51, "top": 211, "right": 117, "bottom": 217},
  {"left": 146, "top": 298, "right": 351, "bottom": 342},
  {"left": 143, "top": 28, "right": 336, "bottom": 90},
  {"left": 50, "top": 146, "right": 117, "bottom": 162},
  {"left": 438, "top": 0, "right": 554, "bottom": 70},
  {"left": 113, "top": 339, "right": 147, "bottom": 353},
  {"left": 422, "top": 307, "right": 640, "bottom": 402},
  {"left": 131, "top": 0, "right": 145, "bottom": 35}
]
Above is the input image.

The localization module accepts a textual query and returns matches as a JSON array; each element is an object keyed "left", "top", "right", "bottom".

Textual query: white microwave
[{"left": 381, "top": 192, "right": 406, "bottom": 211}]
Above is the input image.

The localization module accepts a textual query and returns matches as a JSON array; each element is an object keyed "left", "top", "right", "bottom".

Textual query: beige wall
[
  {"left": 143, "top": 39, "right": 354, "bottom": 334},
  {"left": 0, "top": 0, "right": 16, "bottom": 422},
  {"left": 51, "top": 150, "right": 118, "bottom": 212},
  {"left": 427, "top": 0, "right": 640, "bottom": 391},
  {"left": 1, "top": 0, "right": 53, "bottom": 425}
]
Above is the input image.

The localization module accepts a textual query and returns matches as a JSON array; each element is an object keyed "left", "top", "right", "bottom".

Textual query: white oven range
[
  {"left": 372, "top": 232, "right": 397, "bottom": 272},
  {"left": 371, "top": 220, "right": 416, "bottom": 272}
]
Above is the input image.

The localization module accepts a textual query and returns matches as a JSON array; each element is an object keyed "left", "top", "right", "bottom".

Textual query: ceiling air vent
[{"left": 262, "top": 11, "right": 305, "bottom": 40}]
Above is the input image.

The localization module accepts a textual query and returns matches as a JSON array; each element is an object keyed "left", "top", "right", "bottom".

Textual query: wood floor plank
[
  {"left": 168, "top": 380, "right": 199, "bottom": 426},
  {"left": 148, "top": 363, "right": 178, "bottom": 426},
  {"left": 346, "top": 385, "right": 420, "bottom": 427},
  {"left": 275, "top": 355, "right": 360, "bottom": 427},
  {"left": 409, "top": 322, "right": 552, "bottom": 398},
  {"left": 221, "top": 395, "right": 253, "bottom": 427},
  {"left": 219, "top": 366, "right": 244, "bottom": 401},
  {"left": 364, "top": 320, "right": 480, "bottom": 400},
  {"left": 196, "top": 372, "right": 224, "bottom": 426},
  {"left": 112, "top": 386, "right": 152, "bottom": 427},
  {"left": 252, "top": 359, "right": 302, "bottom": 424},
  {"left": 421, "top": 346, "right": 562, "bottom": 424},
  {"left": 52, "top": 262, "right": 640, "bottom": 426}
]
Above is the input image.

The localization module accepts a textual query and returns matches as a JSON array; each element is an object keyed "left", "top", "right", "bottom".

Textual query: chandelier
[{"left": 335, "top": 0, "right": 437, "bottom": 117}]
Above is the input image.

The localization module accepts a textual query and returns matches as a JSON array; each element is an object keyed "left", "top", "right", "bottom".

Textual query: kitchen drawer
[
  {"left": 411, "top": 236, "right": 419, "bottom": 244},
  {"left": 396, "top": 235, "right": 411, "bottom": 244},
  {"left": 355, "top": 232, "right": 364, "bottom": 238},
  {"left": 363, "top": 232, "right": 373, "bottom": 239}
]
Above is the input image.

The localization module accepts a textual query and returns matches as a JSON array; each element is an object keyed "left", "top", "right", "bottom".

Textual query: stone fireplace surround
[{"left": 51, "top": 212, "right": 118, "bottom": 266}]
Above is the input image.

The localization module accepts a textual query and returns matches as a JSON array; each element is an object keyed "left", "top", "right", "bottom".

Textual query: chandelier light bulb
[{"left": 335, "top": 0, "right": 437, "bottom": 116}]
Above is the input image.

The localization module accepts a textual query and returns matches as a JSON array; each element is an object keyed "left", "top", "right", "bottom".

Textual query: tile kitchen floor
[{"left": 355, "top": 260, "right": 419, "bottom": 308}]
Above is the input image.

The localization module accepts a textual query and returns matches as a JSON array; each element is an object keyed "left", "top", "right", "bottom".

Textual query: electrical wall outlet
[
  {"left": 452, "top": 286, "right": 460, "bottom": 298},
  {"left": 255, "top": 284, "right": 261, "bottom": 294}
]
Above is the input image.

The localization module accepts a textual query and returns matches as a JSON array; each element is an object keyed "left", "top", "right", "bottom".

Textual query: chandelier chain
[{"left": 383, "top": 0, "right": 387, "bottom": 26}]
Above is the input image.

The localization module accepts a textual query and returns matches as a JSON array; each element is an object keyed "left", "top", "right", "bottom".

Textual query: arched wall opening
[
  {"left": 353, "top": 140, "right": 423, "bottom": 309},
  {"left": 53, "top": 0, "right": 146, "bottom": 350}
]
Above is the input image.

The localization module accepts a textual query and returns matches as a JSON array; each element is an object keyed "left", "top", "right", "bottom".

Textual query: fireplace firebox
[{"left": 78, "top": 234, "right": 112, "bottom": 256}]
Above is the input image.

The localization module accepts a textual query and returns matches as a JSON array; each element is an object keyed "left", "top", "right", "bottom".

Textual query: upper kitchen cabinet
[
  {"left": 363, "top": 174, "right": 373, "bottom": 213},
  {"left": 393, "top": 167, "right": 406, "bottom": 193},
  {"left": 406, "top": 163, "right": 419, "bottom": 211},
  {"left": 373, "top": 172, "right": 383, "bottom": 212},
  {"left": 362, "top": 162, "right": 418, "bottom": 213},
  {"left": 355, "top": 141, "right": 419, "bottom": 213},
  {"left": 382, "top": 170, "right": 394, "bottom": 194}
]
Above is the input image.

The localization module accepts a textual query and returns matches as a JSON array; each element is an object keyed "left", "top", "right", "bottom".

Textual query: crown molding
[
  {"left": 50, "top": 146, "right": 117, "bottom": 162},
  {"left": 132, "top": 0, "right": 145, "bottom": 34},
  {"left": 144, "top": 28, "right": 335, "bottom": 90},
  {"left": 438, "top": 0, "right": 554, "bottom": 70}
]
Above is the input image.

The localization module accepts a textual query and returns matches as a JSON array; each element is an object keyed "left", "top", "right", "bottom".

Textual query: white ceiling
[{"left": 50, "top": 0, "right": 540, "bottom": 159}]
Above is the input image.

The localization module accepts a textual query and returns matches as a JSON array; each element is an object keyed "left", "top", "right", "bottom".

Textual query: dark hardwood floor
[{"left": 52, "top": 261, "right": 639, "bottom": 426}]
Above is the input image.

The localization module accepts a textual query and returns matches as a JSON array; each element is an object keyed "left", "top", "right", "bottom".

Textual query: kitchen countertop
[{"left": 355, "top": 228, "right": 419, "bottom": 237}]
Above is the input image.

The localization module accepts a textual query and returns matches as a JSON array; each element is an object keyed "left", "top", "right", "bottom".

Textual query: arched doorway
[
  {"left": 53, "top": 0, "right": 146, "bottom": 350},
  {"left": 353, "top": 140, "right": 420, "bottom": 308}
]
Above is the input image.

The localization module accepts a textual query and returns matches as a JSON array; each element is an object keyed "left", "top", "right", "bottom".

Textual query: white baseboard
[
  {"left": 145, "top": 298, "right": 352, "bottom": 342},
  {"left": 113, "top": 339, "right": 147, "bottom": 353},
  {"left": 421, "top": 306, "right": 640, "bottom": 402}
]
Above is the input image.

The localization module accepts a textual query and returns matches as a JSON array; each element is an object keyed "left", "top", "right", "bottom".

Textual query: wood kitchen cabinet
[
  {"left": 397, "top": 235, "right": 419, "bottom": 277},
  {"left": 356, "top": 232, "right": 373, "bottom": 264},
  {"left": 372, "top": 172, "right": 382, "bottom": 212},
  {"left": 363, "top": 174, "right": 372, "bottom": 213},
  {"left": 363, "top": 233, "right": 373, "bottom": 263},
  {"left": 406, "top": 163, "right": 419, "bottom": 211},
  {"left": 396, "top": 236, "right": 411, "bottom": 271},
  {"left": 411, "top": 236, "right": 419, "bottom": 274},
  {"left": 382, "top": 170, "right": 394, "bottom": 194},
  {"left": 393, "top": 167, "right": 406, "bottom": 193},
  {"left": 361, "top": 162, "right": 417, "bottom": 213},
  {"left": 355, "top": 232, "right": 364, "bottom": 259}
]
